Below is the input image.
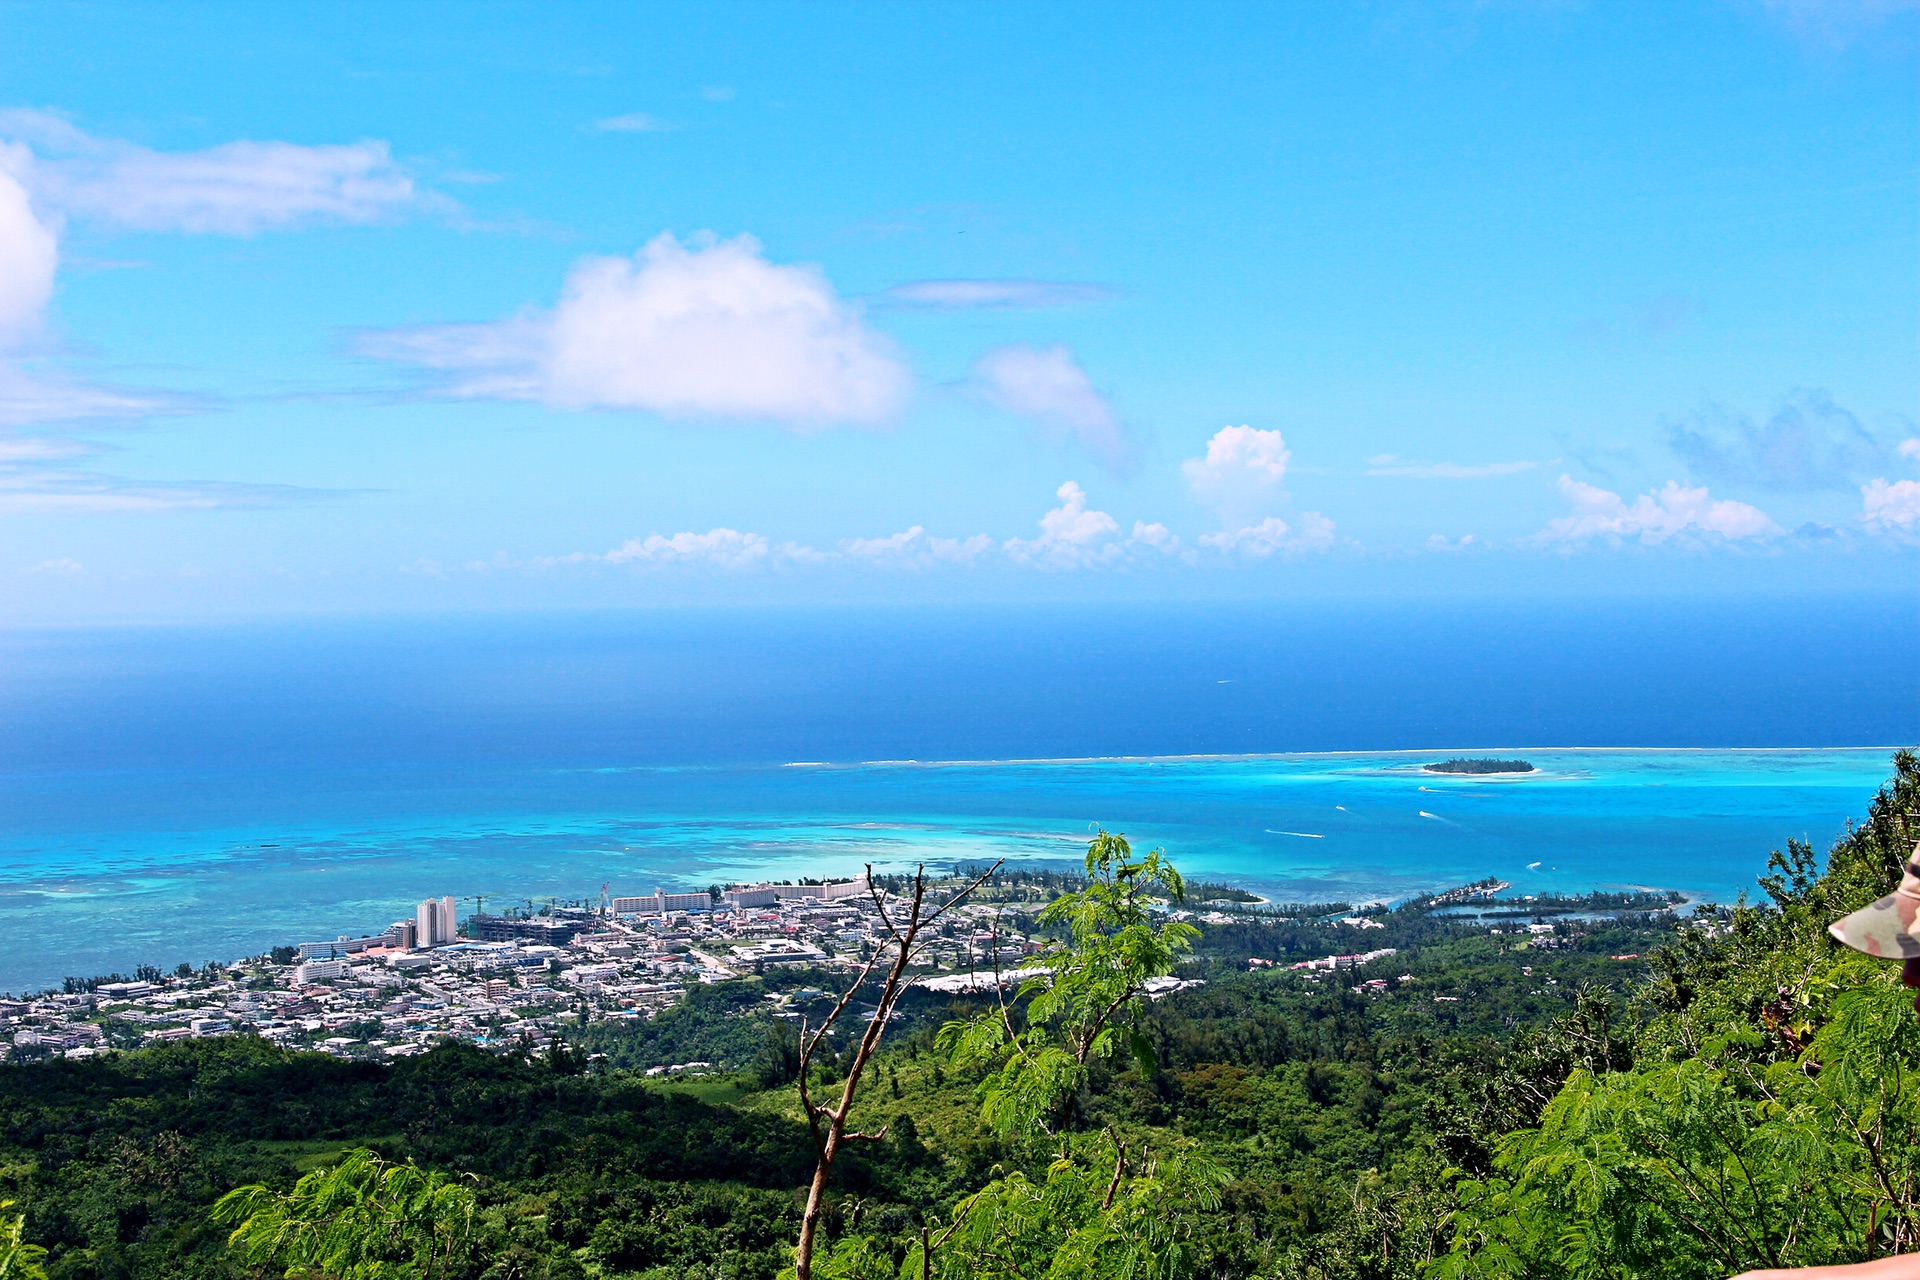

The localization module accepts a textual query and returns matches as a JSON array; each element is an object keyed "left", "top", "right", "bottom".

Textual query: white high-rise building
[{"left": 415, "top": 896, "right": 459, "bottom": 947}]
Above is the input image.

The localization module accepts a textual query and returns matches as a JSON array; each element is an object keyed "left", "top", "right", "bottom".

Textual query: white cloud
[
  {"left": 596, "top": 112, "right": 673, "bottom": 133},
  {"left": 701, "top": 86, "right": 737, "bottom": 103},
  {"left": 0, "top": 364, "right": 185, "bottom": 426},
  {"left": 1199, "top": 513, "right": 1336, "bottom": 557},
  {"left": 0, "top": 424, "right": 332, "bottom": 514},
  {"left": 884, "top": 279, "right": 1116, "bottom": 310},
  {"left": 0, "top": 111, "right": 421, "bottom": 235},
  {"left": 0, "top": 165, "right": 56, "bottom": 338},
  {"left": 365, "top": 232, "right": 910, "bottom": 426},
  {"left": 1538, "top": 475, "right": 1778, "bottom": 543},
  {"left": 1861, "top": 477, "right": 1920, "bottom": 529},
  {"left": 841, "top": 525, "right": 993, "bottom": 566},
  {"left": 973, "top": 344, "right": 1131, "bottom": 470},
  {"left": 1367, "top": 455, "right": 1538, "bottom": 479},
  {"left": 0, "top": 470, "right": 322, "bottom": 514},
  {"left": 1004, "top": 480, "right": 1122, "bottom": 568},
  {"left": 1183, "top": 425, "right": 1321, "bottom": 549},
  {"left": 1898, "top": 437, "right": 1920, "bottom": 460},
  {"left": 1425, "top": 533, "right": 1482, "bottom": 552},
  {"left": 1130, "top": 520, "right": 1179, "bottom": 552},
  {"left": 0, "top": 434, "right": 84, "bottom": 462},
  {"left": 1183, "top": 425, "right": 1291, "bottom": 519},
  {"left": 26, "top": 556, "right": 81, "bottom": 573},
  {"left": 0, "top": 114, "right": 423, "bottom": 433},
  {"left": 539, "top": 528, "right": 825, "bottom": 570},
  {"left": 605, "top": 528, "right": 771, "bottom": 569}
]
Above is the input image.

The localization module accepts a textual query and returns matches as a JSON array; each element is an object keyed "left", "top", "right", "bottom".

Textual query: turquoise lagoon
[{"left": 0, "top": 747, "right": 1898, "bottom": 995}]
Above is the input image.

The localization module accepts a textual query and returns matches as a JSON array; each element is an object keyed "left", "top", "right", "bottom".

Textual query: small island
[{"left": 1423, "top": 757, "right": 1536, "bottom": 775}]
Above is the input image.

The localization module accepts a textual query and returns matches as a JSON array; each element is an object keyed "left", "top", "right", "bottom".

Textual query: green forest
[{"left": 0, "top": 752, "right": 1914, "bottom": 1280}]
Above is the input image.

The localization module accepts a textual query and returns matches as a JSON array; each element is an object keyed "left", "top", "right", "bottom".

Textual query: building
[
  {"left": 771, "top": 877, "right": 871, "bottom": 902},
  {"left": 394, "top": 919, "right": 418, "bottom": 950},
  {"left": 612, "top": 889, "right": 713, "bottom": 915},
  {"left": 297, "top": 928, "right": 402, "bottom": 961},
  {"left": 722, "top": 885, "right": 779, "bottom": 909},
  {"left": 415, "top": 896, "right": 458, "bottom": 948},
  {"left": 466, "top": 914, "right": 581, "bottom": 945},
  {"left": 294, "top": 958, "right": 346, "bottom": 984},
  {"left": 729, "top": 939, "right": 828, "bottom": 967}
]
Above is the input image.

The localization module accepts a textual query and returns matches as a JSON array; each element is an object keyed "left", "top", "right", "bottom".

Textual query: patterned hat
[{"left": 1828, "top": 840, "right": 1920, "bottom": 961}]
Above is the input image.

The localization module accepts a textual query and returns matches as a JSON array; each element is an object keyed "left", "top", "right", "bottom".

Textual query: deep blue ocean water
[{"left": 1, "top": 597, "right": 1913, "bottom": 994}]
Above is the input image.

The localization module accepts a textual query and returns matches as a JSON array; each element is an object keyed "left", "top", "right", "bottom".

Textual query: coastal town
[
  {"left": 1, "top": 873, "right": 1678, "bottom": 1066},
  {"left": 3, "top": 877, "right": 917, "bottom": 1064}
]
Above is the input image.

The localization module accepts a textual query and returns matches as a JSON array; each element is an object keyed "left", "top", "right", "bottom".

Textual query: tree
[
  {"left": 809, "top": 834, "right": 1224, "bottom": 1280},
  {"left": 0, "top": 1201, "right": 47, "bottom": 1280},
  {"left": 1417, "top": 753, "right": 1920, "bottom": 1278},
  {"left": 790, "top": 861, "right": 1001, "bottom": 1280},
  {"left": 909, "top": 1131, "right": 1230, "bottom": 1280},
  {"left": 939, "top": 831, "right": 1200, "bottom": 1134},
  {"left": 756, "top": 1018, "right": 805, "bottom": 1087},
  {"left": 212, "top": 1147, "right": 478, "bottom": 1279}
]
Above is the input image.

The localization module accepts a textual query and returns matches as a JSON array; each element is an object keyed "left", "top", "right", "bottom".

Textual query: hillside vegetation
[{"left": 0, "top": 751, "right": 1912, "bottom": 1279}]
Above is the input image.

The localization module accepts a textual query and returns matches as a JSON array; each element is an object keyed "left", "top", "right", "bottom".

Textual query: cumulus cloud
[
  {"left": 1181, "top": 424, "right": 1331, "bottom": 551},
  {"left": 365, "top": 232, "right": 911, "bottom": 426},
  {"left": 0, "top": 110, "right": 421, "bottom": 235},
  {"left": 1003, "top": 480, "right": 1123, "bottom": 568},
  {"left": 0, "top": 165, "right": 56, "bottom": 338},
  {"left": 883, "top": 279, "right": 1116, "bottom": 310},
  {"left": 972, "top": 343, "right": 1132, "bottom": 470},
  {"left": 1366, "top": 455, "right": 1538, "bottom": 479},
  {"left": 1665, "top": 390, "right": 1892, "bottom": 492},
  {"left": 840, "top": 525, "right": 993, "bottom": 566},
  {"left": 1182, "top": 424, "right": 1290, "bottom": 518},
  {"left": 1199, "top": 512, "right": 1336, "bottom": 557},
  {"left": 1861, "top": 478, "right": 1920, "bottom": 530},
  {"left": 1130, "top": 520, "right": 1179, "bottom": 552},
  {"left": 1538, "top": 475, "right": 1778, "bottom": 544},
  {"left": 538, "top": 528, "right": 825, "bottom": 571}
]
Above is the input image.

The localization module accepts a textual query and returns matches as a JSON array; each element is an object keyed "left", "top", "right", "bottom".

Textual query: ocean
[{"left": 1, "top": 597, "right": 1913, "bottom": 994}]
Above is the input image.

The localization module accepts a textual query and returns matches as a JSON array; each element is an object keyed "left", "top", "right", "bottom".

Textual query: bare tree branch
[{"left": 791, "top": 859, "right": 1002, "bottom": 1280}]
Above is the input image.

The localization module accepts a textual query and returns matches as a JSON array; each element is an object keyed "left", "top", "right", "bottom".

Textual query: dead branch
[{"left": 791, "top": 859, "right": 1002, "bottom": 1280}]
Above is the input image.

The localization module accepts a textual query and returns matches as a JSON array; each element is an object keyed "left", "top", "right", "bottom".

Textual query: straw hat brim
[{"left": 1828, "top": 889, "right": 1920, "bottom": 961}]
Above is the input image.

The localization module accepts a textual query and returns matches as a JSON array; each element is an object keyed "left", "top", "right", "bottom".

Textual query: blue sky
[{"left": 0, "top": 0, "right": 1915, "bottom": 620}]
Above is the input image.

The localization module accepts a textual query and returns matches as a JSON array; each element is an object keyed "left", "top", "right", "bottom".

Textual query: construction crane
[{"left": 466, "top": 893, "right": 495, "bottom": 918}]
